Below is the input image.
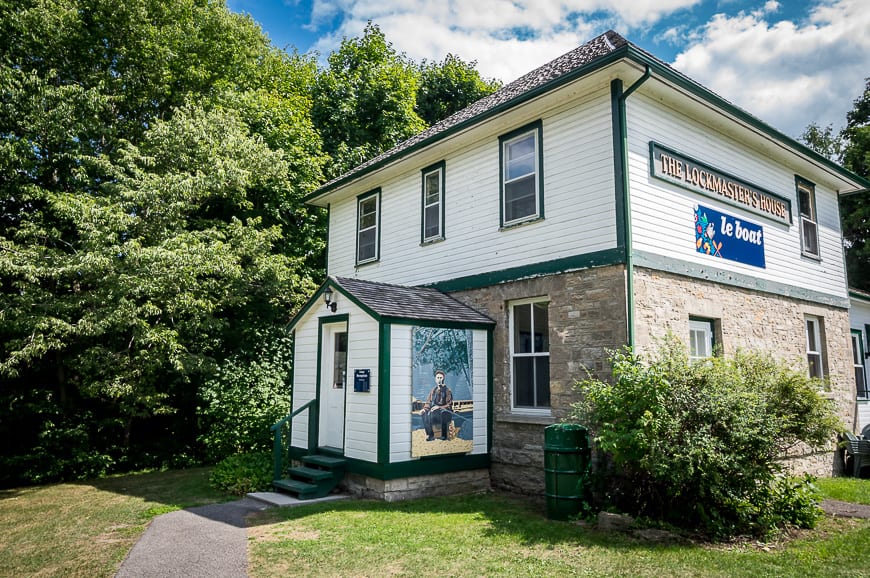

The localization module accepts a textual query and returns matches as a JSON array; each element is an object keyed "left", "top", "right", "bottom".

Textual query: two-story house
[{"left": 281, "top": 31, "right": 870, "bottom": 500}]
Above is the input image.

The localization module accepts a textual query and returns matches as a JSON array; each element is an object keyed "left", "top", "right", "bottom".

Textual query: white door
[{"left": 319, "top": 323, "right": 347, "bottom": 450}]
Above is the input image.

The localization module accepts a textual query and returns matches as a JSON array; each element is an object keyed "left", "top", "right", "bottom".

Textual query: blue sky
[{"left": 226, "top": 0, "right": 869, "bottom": 138}]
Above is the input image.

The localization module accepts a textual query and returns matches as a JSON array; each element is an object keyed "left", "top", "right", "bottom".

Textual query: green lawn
[{"left": 0, "top": 471, "right": 867, "bottom": 577}]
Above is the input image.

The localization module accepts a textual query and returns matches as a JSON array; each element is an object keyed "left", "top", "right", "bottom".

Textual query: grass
[
  {"left": 246, "top": 489, "right": 870, "bottom": 578},
  {"left": 0, "top": 471, "right": 867, "bottom": 577},
  {"left": 0, "top": 467, "right": 234, "bottom": 578}
]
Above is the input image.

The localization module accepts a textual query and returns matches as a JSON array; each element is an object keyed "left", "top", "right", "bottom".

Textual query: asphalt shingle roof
[{"left": 332, "top": 276, "right": 494, "bottom": 325}]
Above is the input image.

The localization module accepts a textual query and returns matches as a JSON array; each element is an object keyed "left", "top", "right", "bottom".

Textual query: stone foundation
[
  {"left": 340, "top": 469, "right": 491, "bottom": 502},
  {"left": 450, "top": 265, "right": 628, "bottom": 494}
]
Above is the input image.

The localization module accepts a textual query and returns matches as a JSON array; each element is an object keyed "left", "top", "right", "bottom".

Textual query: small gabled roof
[
  {"left": 331, "top": 276, "right": 494, "bottom": 326},
  {"left": 306, "top": 30, "right": 869, "bottom": 203}
]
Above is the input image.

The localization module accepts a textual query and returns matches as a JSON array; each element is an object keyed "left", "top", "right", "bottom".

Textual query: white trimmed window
[
  {"left": 510, "top": 298, "right": 550, "bottom": 410},
  {"left": 500, "top": 121, "right": 543, "bottom": 226},
  {"left": 689, "top": 318, "right": 715, "bottom": 362},
  {"left": 852, "top": 330, "right": 867, "bottom": 398},
  {"left": 356, "top": 190, "right": 380, "bottom": 264},
  {"left": 805, "top": 315, "right": 824, "bottom": 379},
  {"left": 797, "top": 178, "right": 819, "bottom": 258},
  {"left": 421, "top": 162, "right": 444, "bottom": 242}
]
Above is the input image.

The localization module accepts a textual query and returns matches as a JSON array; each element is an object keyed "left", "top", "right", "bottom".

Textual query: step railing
[{"left": 270, "top": 400, "right": 317, "bottom": 481}]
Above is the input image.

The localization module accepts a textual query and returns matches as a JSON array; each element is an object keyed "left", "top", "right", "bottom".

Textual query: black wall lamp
[{"left": 323, "top": 286, "right": 337, "bottom": 312}]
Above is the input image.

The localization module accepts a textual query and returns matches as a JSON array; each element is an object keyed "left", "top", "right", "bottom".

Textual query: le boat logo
[{"left": 694, "top": 204, "right": 766, "bottom": 268}]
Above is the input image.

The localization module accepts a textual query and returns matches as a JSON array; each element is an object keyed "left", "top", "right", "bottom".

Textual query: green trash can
[{"left": 544, "top": 423, "right": 591, "bottom": 520}]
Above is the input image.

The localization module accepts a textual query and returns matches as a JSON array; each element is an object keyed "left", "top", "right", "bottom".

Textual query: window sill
[
  {"left": 496, "top": 413, "right": 555, "bottom": 425},
  {"left": 500, "top": 216, "right": 543, "bottom": 231},
  {"left": 355, "top": 258, "right": 380, "bottom": 268},
  {"left": 420, "top": 237, "right": 445, "bottom": 246},
  {"left": 801, "top": 251, "right": 822, "bottom": 262}
]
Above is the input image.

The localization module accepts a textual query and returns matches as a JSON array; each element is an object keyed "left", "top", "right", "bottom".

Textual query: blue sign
[
  {"left": 694, "top": 204, "right": 765, "bottom": 268},
  {"left": 354, "top": 369, "right": 370, "bottom": 392}
]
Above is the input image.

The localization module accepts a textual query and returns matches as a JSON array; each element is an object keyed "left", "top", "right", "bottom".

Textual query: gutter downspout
[{"left": 612, "top": 65, "right": 651, "bottom": 349}]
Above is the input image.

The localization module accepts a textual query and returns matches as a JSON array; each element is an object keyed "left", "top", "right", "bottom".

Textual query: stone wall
[
  {"left": 450, "top": 265, "right": 628, "bottom": 493},
  {"left": 634, "top": 266, "right": 854, "bottom": 475},
  {"left": 341, "top": 469, "right": 490, "bottom": 502}
]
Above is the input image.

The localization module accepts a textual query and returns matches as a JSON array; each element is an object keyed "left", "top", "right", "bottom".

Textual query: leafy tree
[
  {"left": 416, "top": 54, "right": 501, "bottom": 126},
  {"left": 799, "top": 122, "right": 844, "bottom": 163},
  {"left": 571, "top": 338, "right": 840, "bottom": 538},
  {"left": 311, "top": 22, "right": 426, "bottom": 177},
  {"left": 840, "top": 80, "right": 870, "bottom": 290},
  {"left": 0, "top": 0, "right": 326, "bottom": 484}
]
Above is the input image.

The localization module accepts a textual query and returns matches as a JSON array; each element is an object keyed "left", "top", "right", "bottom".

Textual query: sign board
[
  {"left": 651, "top": 142, "right": 791, "bottom": 225},
  {"left": 353, "top": 369, "right": 370, "bottom": 392},
  {"left": 695, "top": 204, "right": 765, "bottom": 268}
]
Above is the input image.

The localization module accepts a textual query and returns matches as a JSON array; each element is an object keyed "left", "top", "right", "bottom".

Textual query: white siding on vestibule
[
  {"left": 627, "top": 91, "right": 848, "bottom": 300},
  {"left": 327, "top": 87, "right": 618, "bottom": 286},
  {"left": 389, "top": 326, "right": 489, "bottom": 463},
  {"left": 851, "top": 297, "right": 870, "bottom": 433},
  {"left": 289, "top": 298, "right": 379, "bottom": 462}
]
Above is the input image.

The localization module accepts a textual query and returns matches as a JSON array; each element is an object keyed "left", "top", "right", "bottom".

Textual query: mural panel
[{"left": 411, "top": 327, "right": 474, "bottom": 458}]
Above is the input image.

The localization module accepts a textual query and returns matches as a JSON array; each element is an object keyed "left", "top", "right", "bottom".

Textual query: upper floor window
[
  {"left": 805, "top": 315, "right": 824, "bottom": 379},
  {"left": 689, "top": 318, "right": 715, "bottom": 362},
  {"left": 796, "top": 177, "right": 819, "bottom": 258},
  {"left": 500, "top": 121, "right": 543, "bottom": 227},
  {"left": 510, "top": 298, "right": 550, "bottom": 411},
  {"left": 356, "top": 189, "right": 380, "bottom": 265},
  {"left": 421, "top": 161, "right": 445, "bottom": 243},
  {"left": 852, "top": 330, "right": 868, "bottom": 398}
]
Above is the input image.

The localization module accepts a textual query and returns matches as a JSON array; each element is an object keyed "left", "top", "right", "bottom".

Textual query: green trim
[
  {"left": 499, "top": 120, "right": 544, "bottom": 227},
  {"left": 850, "top": 290, "right": 870, "bottom": 303},
  {"left": 487, "top": 328, "right": 494, "bottom": 454},
  {"left": 649, "top": 141, "right": 792, "bottom": 225},
  {"left": 611, "top": 80, "right": 627, "bottom": 253},
  {"left": 865, "top": 324, "right": 870, "bottom": 355},
  {"left": 307, "top": 44, "right": 868, "bottom": 205},
  {"left": 378, "top": 322, "right": 391, "bottom": 465},
  {"left": 382, "top": 317, "right": 494, "bottom": 330},
  {"left": 795, "top": 176, "right": 821, "bottom": 260},
  {"left": 421, "top": 161, "right": 446, "bottom": 243},
  {"left": 634, "top": 250, "right": 850, "bottom": 308},
  {"left": 355, "top": 188, "right": 381, "bottom": 266},
  {"left": 288, "top": 329, "right": 296, "bottom": 397},
  {"left": 325, "top": 203, "right": 330, "bottom": 276},
  {"left": 429, "top": 247, "right": 624, "bottom": 293},
  {"left": 689, "top": 316, "right": 717, "bottom": 353}
]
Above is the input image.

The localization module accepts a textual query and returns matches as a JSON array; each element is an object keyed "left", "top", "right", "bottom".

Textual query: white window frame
[
  {"left": 797, "top": 177, "right": 819, "bottom": 259},
  {"left": 509, "top": 297, "right": 550, "bottom": 413},
  {"left": 689, "top": 318, "right": 715, "bottom": 362},
  {"left": 421, "top": 162, "right": 445, "bottom": 243},
  {"left": 805, "top": 315, "right": 824, "bottom": 379},
  {"left": 356, "top": 189, "right": 380, "bottom": 265},
  {"left": 500, "top": 121, "right": 543, "bottom": 227},
  {"left": 852, "top": 330, "right": 867, "bottom": 399}
]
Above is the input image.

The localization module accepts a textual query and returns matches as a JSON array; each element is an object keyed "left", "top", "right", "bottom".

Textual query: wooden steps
[{"left": 272, "top": 454, "right": 346, "bottom": 499}]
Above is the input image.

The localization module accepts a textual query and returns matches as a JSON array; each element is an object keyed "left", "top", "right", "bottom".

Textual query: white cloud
[
  {"left": 307, "top": 0, "right": 702, "bottom": 82},
  {"left": 672, "top": 0, "right": 870, "bottom": 137}
]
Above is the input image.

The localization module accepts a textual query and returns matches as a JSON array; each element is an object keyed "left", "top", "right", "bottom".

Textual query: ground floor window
[
  {"left": 510, "top": 298, "right": 550, "bottom": 410},
  {"left": 689, "top": 318, "right": 715, "bottom": 361},
  {"left": 852, "top": 330, "right": 867, "bottom": 398},
  {"left": 805, "top": 315, "right": 824, "bottom": 379}
]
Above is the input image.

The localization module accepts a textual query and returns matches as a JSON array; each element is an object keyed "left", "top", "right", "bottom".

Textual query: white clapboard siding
[
  {"left": 389, "top": 327, "right": 489, "bottom": 463},
  {"left": 628, "top": 92, "right": 847, "bottom": 299},
  {"left": 289, "top": 297, "right": 379, "bottom": 461},
  {"left": 389, "top": 325, "right": 413, "bottom": 462},
  {"left": 851, "top": 296, "right": 870, "bottom": 435},
  {"left": 327, "top": 88, "right": 618, "bottom": 286}
]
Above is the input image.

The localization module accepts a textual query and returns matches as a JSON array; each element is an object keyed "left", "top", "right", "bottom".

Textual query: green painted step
[
  {"left": 303, "top": 455, "right": 347, "bottom": 469},
  {"left": 272, "top": 478, "right": 320, "bottom": 498},
  {"left": 289, "top": 465, "right": 335, "bottom": 482}
]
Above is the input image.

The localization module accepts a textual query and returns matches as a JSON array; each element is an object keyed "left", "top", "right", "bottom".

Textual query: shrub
[
  {"left": 571, "top": 337, "right": 839, "bottom": 538},
  {"left": 210, "top": 452, "right": 273, "bottom": 495}
]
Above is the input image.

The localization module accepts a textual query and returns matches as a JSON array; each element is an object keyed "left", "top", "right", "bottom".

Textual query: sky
[{"left": 226, "top": 0, "right": 870, "bottom": 139}]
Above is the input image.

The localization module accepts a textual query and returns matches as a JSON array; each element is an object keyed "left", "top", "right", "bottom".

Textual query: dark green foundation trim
[
  {"left": 378, "top": 322, "right": 391, "bottom": 465},
  {"left": 429, "top": 247, "right": 624, "bottom": 293},
  {"left": 634, "top": 250, "right": 850, "bottom": 308},
  {"left": 291, "top": 450, "right": 491, "bottom": 480}
]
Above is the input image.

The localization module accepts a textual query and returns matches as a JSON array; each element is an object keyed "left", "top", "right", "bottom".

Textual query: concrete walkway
[{"left": 115, "top": 493, "right": 348, "bottom": 577}]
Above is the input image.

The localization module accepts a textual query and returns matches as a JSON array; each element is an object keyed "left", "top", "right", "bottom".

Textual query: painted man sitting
[{"left": 421, "top": 370, "right": 453, "bottom": 441}]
